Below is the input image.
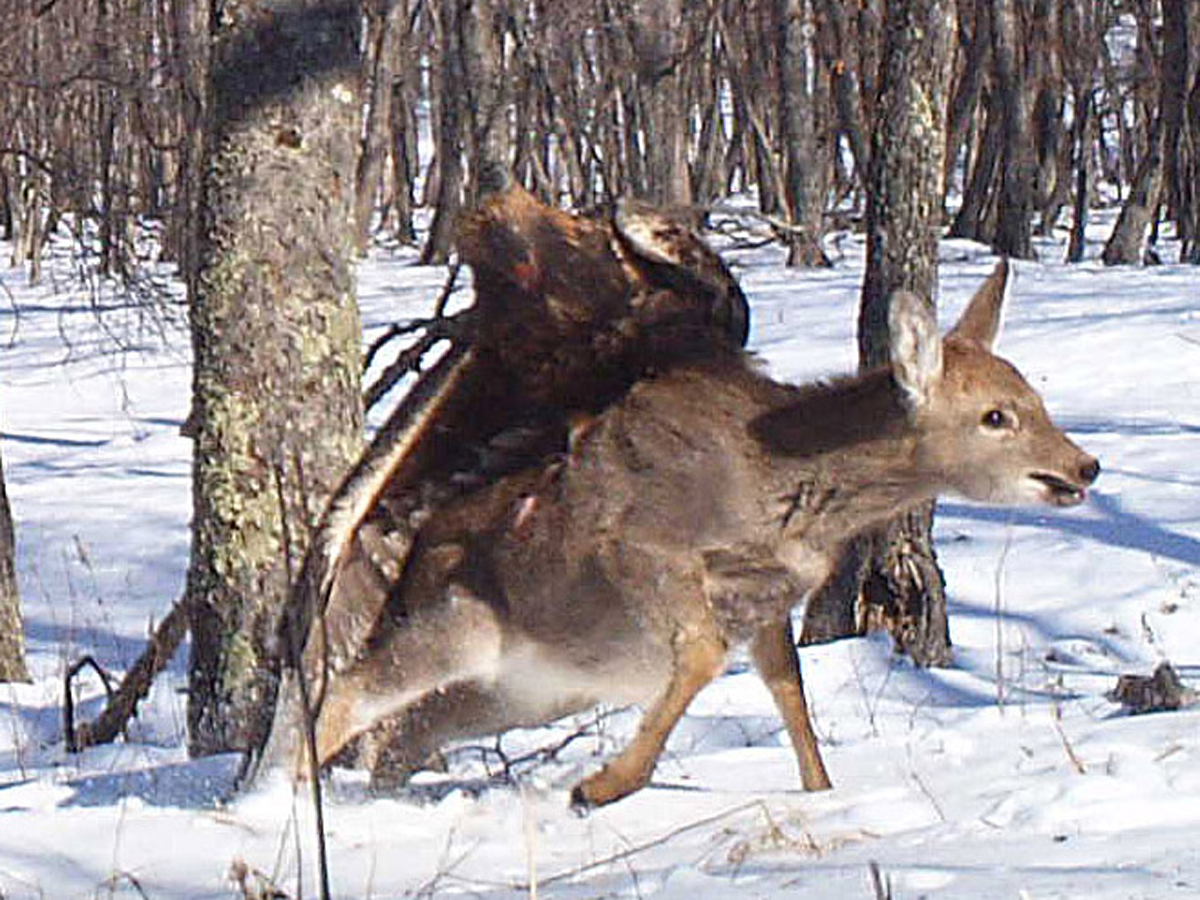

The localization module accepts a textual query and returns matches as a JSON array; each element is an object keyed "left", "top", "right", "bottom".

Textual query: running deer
[{"left": 273, "top": 262, "right": 1098, "bottom": 806}]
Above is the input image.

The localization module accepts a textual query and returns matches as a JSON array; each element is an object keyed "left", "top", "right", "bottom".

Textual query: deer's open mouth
[{"left": 1030, "top": 472, "right": 1087, "bottom": 507}]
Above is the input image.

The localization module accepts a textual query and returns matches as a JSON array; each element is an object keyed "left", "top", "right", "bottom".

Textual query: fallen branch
[{"left": 65, "top": 599, "right": 188, "bottom": 752}]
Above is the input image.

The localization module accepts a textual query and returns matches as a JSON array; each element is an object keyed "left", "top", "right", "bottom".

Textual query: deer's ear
[
  {"left": 889, "top": 290, "right": 943, "bottom": 410},
  {"left": 948, "top": 258, "right": 1008, "bottom": 349}
]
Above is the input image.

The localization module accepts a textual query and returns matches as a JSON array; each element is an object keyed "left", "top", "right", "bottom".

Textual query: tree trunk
[
  {"left": 803, "top": 0, "right": 954, "bottom": 668},
  {"left": 168, "top": 0, "right": 211, "bottom": 293},
  {"left": 777, "top": 0, "right": 831, "bottom": 266},
  {"left": 1161, "top": 0, "right": 1196, "bottom": 256},
  {"left": 632, "top": 0, "right": 692, "bottom": 207},
  {"left": 949, "top": 89, "right": 1002, "bottom": 241},
  {"left": 943, "top": 0, "right": 988, "bottom": 199},
  {"left": 818, "top": 0, "right": 870, "bottom": 188},
  {"left": 387, "top": 0, "right": 418, "bottom": 243},
  {"left": 1185, "top": 64, "right": 1200, "bottom": 262},
  {"left": 186, "top": 0, "right": 364, "bottom": 756},
  {"left": 1103, "top": 0, "right": 1167, "bottom": 264},
  {"left": 0, "top": 442, "right": 27, "bottom": 683},
  {"left": 1062, "top": 0, "right": 1102, "bottom": 263},
  {"left": 1102, "top": 119, "right": 1166, "bottom": 264},
  {"left": 990, "top": 0, "right": 1036, "bottom": 259},
  {"left": 1066, "top": 83, "right": 1095, "bottom": 263},
  {"left": 355, "top": 0, "right": 405, "bottom": 252},
  {"left": 420, "top": 0, "right": 466, "bottom": 264}
]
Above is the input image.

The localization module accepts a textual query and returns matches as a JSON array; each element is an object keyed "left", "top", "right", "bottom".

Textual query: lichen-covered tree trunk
[
  {"left": 186, "top": 0, "right": 363, "bottom": 756},
  {"left": 802, "top": 0, "right": 955, "bottom": 667},
  {"left": 0, "top": 443, "right": 28, "bottom": 683}
]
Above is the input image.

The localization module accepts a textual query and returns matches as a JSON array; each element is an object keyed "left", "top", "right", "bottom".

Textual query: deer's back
[{"left": 386, "top": 354, "right": 792, "bottom": 678}]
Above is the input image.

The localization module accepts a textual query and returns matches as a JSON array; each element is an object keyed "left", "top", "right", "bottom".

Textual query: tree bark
[
  {"left": 943, "top": 0, "right": 989, "bottom": 199},
  {"left": 1062, "top": 0, "right": 1102, "bottom": 263},
  {"left": 1103, "top": 0, "right": 1167, "bottom": 264},
  {"left": 803, "top": 0, "right": 954, "bottom": 668},
  {"left": 632, "top": 0, "right": 692, "bottom": 207},
  {"left": 1161, "top": 0, "right": 1197, "bottom": 256},
  {"left": 420, "top": 0, "right": 467, "bottom": 264},
  {"left": 355, "top": 0, "right": 406, "bottom": 252},
  {"left": 186, "top": 0, "right": 364, "bottom": 756},
  {"left": 990, "top": 0, "right": 1036, "bottom": 258},
  {"left": 1101, "top": 120, "right": 1166, "bottom": 264},
  {"left": 777, "top": 0, "right": 831, "bottom": 266},
  {"left": 0, "top": 442, "right": 28, "bottom": 683}
]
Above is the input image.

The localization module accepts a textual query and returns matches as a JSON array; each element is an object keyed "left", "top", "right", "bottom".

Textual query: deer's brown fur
[{"left": 270, "top": 261, "right": 1098, "bottom": 807}]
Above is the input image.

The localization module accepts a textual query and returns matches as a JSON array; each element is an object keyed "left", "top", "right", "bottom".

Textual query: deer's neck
[
  {"left": 777, "top": 434, "right": 932, "bottom": 550},
  {"left": 751, "top": 368, "right": 936, "bottom": 552}
]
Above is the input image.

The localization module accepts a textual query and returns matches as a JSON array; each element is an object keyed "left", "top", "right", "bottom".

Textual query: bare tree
[
  {"left": 776, "top": 0, "right": 831, "bottom": 265},
  {"left": 1103, "top": 0, "right": 1167, "bottom": 264},
  {"left": 185, "top": 0, "right": 364, "bottom": 755},
  {"left": 0, "top": 444, "right": 27, "bottom": 683},
  {"left": 804, "top": 0, "right": 956, "bottom": 665}
]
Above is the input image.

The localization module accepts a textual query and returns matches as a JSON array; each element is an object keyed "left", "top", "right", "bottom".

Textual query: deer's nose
[{"left": 1079, "top": 457, "right": 1100, "bottom": 485}]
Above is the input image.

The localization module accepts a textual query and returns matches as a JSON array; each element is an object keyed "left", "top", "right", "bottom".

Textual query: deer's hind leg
[
  {"left": 750, "top": 616, "right": 831, "bottom": 791},
  {"left": 570, "top": 628, "right": 726, "bottom": 808},
  {"left": 305, "top": 585, "right": 505, "bottom": 777}
]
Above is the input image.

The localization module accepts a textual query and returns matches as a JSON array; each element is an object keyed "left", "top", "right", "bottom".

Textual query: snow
[{"left": 1, "top": 222, "right": 1198, "bottom": 899}]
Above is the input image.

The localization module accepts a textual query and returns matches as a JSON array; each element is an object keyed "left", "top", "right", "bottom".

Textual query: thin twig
[
  {"left": 361, "top": 262, "right": 464, "bottom": 373},
  {"left": 1052, "top": 702, "right": 1087, "bottom": 775},
  {"left": 273, "top": 460, "right": 332, "bottom": 900},
  {"left": 868, "top": 861, "right": 892, "bottom": 900},
  {"left": 362, "top": 310, "right": 472, "bottom": 413},
  {"left": 994, "top": 519, "right": 1015, "bottom": 710}
]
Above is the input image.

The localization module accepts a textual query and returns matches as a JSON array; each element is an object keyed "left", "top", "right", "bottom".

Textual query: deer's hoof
[{"left": 568, "top": 784, "right": 595, "bottom": 813}]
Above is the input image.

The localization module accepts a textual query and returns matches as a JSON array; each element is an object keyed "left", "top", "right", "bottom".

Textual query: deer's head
[{"left": 890, "top": 262, "right": 1099, "bottom": 508}]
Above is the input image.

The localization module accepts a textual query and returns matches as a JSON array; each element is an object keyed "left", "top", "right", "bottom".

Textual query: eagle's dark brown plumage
[{"left": 264, "top": 185, "right": 750, "bottom": 777}]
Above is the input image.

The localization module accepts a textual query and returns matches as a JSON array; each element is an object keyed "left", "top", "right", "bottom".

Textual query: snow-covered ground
[{"left": 0, "top": 222, "right": 1197, "bottom": 899}]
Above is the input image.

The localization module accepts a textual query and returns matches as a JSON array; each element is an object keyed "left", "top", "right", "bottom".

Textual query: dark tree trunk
[
  {"left": 803, "top": 0, "right": 954, "bottom": 668},
  {"left": 990, "top": 0, "right": 1036, "bottom": 258},
  {"left": 355, "top": 0, "right": 405, "bottom": 252},
  {"left": 1185, "top": 65, "right": 1200, "bottom": 262},
  {"left": 944, "top": 0, "right": 989, "bottom": 197},
  {"left": 1066, "top": 83, "right": 1095, "bottom": 262},
  {"left": 950, "top": 89, "right": 1003, "bottom": 240},
  {"left": 1161, "top": 0, "right": 1197, "bottom": 257},
  {"left": 1062, "top": 0, "right": 1102, "bottom": 263},
  {"left": 1029, "top": 0, "right": 1067, "bottom": 234},
  {"left": 1103, "top": 0, "right": 1167, "bottom": 264},
  {"left": 461, "top": 0, "right": 511, "bottom": 197},
  {"left": 387, "top": 0, "right": 418, "bottom": 243},
  {"left": 818, "top": 0, "right": 870, "bottom": 187},
  {"left": 632, "top": 0, "right": 692, "bottom": 207},
  {"left": 186, "top": 0, "right": 364, "bottom": 756},
  {"left": 421, "top": 0, "right": 467, "bottom": 264},
  {"left": 0, "top": 443, "right": 27, "bottom": 684},
  {"left": 168, "top": 0, "right": 211, "bottom": 290},
  {"left": 1103, "top": 118, "right": 1166, "bottom": 264},
  {"left": 777, "top": 0, "right": 831, "bottom": 266}
]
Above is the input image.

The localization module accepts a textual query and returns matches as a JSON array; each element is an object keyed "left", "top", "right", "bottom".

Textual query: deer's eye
[{"left": 981, "top": 409, "right": 1009, "bottom": 429}]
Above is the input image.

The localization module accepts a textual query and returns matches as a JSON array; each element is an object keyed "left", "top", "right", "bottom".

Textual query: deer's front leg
[
  {"left": 751, "top": 615, "right": 831, "bottom": 791},
  {"left": 571, "top": 630, "right": 726, "bottom": 808}
]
